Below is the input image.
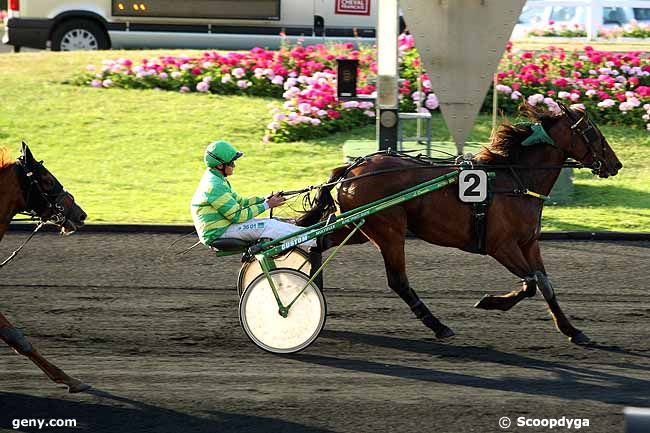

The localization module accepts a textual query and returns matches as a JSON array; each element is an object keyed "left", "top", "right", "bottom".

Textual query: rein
[
  {"left": 0, "top": 221, "right": 45, "bottom": 269},
  {"left": 279, "top": 150, "right": 590, "bottom": 199}
]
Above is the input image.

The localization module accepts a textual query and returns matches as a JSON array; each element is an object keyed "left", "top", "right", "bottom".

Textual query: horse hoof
[
  {"left": 570, "top": 331, "right": 591, "bottom": 346},
  {"left": 67, "top": 381, "right": 92, "bottom": 394},
  {"left": 436, "top": 327, "right": 455, "bottom": 339}
]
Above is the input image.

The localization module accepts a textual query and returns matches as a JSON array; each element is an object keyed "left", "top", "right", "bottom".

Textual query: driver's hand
[{"left": 266, "top": 193, "right": 286, "bottom": 209}]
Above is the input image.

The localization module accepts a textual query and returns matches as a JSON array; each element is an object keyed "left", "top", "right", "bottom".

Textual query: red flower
[
  {"left": 552, "top": 78, "right": 569, "bottom": 87},
  {"left": 327, "top": 110, "right": 341, "bottom": 119},
  {"left": 521, "top": 52, "right": 534, "bottom": 60}
]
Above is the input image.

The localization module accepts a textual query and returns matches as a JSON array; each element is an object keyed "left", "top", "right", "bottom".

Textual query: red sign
[{"left": 335, "top": 0, "right": 371, "bottom": 16}]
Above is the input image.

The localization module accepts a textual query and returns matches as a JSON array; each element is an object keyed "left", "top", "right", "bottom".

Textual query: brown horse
[
  {"left": 299, "top": 104, "right": 622, "bottom": 345},
  {"left": 0, "top": 143, "right": 89, "bottom": 393}
]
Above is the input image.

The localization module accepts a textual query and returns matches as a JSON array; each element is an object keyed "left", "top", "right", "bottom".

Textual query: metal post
[
  {"left": 492, "top": 72, "right": 498, "bottom": 137},
  {"left": 376, "top": 0, "right": 399, "bottom": 151}
]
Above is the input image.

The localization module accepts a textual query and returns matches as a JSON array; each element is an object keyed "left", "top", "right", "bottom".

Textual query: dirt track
[{"left": 0, "top": 232, "right": 649, "bottom": 433}]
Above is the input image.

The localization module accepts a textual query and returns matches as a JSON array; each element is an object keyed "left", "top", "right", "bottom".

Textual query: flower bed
[
  {"left": 527, "top": 22, "right": 588, "bottom": 38},
  {"left": 598, "top": 21, "right": 650, "bottom": 39},
  {"left": 527, "top": 21, "right": 650, "bottom": 39},
  {"left": 493, "top": 43, "right": 649, "bottom": 130},
  {"left": 74, "top": 35, "right": 650, "bottom": 142},
  {"left": 0, "top": 10, "right": 7, "bottom": 22}
]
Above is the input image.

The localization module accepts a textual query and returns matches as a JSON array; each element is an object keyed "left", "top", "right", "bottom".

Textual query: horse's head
[
  {"left": 551, "top": 103, "right": 622, "bottom": 178},
  {"left": 17, "top": 143, "right": 87, "bottom": 234}
]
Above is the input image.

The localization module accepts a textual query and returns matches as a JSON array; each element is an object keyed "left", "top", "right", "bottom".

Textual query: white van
[{"left": 3, "top": 0, "right": 388, "bottom": 52}]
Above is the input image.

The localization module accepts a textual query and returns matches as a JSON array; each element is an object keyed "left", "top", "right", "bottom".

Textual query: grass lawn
[{"left": 0, "top": 49, "right": 648, "bottom": 231}]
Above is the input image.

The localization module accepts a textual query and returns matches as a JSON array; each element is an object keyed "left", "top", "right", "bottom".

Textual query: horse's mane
[
  {"left": 0, "top": 147, "right": 14, "bottom": 169},
  {"left": 476, "top": 104, "right": 561, "bottom": 164}
]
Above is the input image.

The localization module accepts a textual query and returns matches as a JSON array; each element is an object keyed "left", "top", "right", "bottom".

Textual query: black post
[
  {"left": 336, "top": 59, "right": 359, "bottom": 99},
  {"left": 378, "top": 108, "right": 398, "bottom": 151}
]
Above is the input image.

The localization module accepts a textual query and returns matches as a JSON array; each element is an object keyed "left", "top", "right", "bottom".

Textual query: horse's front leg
[
  {"left": 532, "top": 271, "right": 589, "bottom": 344},
  {"left": 521, "top": 240, "right": 588, "bottom": 344},
  {"left": 0, "top": 312, "right": 91, "bottom": 393}
]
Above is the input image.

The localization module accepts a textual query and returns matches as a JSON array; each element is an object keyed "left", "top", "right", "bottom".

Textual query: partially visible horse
[
  {"left": 299, "top": 104, "right": 622, "bottom": 344},
  {"left": 0, "top": 143, "right": 89, "bottom": 393}
]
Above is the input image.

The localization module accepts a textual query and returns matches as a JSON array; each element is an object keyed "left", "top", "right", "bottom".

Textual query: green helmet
[{"left": 204, "top": 140, "right": 244, "bottom": 168}]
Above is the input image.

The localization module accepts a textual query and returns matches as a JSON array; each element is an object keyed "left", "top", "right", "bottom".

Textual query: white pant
[{"left": 220, "top": 218, "right": 317, "bottom": 248}]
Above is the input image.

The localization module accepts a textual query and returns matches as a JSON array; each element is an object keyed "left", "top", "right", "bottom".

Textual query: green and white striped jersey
[{"left": 191, "top": 169, "right": 267, "bottom": 245}]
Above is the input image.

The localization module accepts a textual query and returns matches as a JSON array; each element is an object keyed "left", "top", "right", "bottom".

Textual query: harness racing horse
[
  {"left": 298, "top": 104, "right": 622, "bottom": 345},
  {"left": 0, "top": 143, "right": 89, "bottom": 393}
]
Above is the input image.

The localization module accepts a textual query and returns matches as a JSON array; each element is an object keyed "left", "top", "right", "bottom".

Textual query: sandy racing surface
[{"left": 0, "top": 232, "right": 649, "bottom": 432}]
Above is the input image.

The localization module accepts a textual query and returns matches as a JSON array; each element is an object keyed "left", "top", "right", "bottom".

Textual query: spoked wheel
[
  {"left": 237, "top": 248, "right": 311, "bottom": 297},
  {"left": 239, "top": 268, "right": 326, "bottom": 354}
]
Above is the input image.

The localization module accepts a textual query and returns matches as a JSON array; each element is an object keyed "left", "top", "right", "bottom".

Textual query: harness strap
[
  {"left": 472, "top": 201, "right": 489, "bottom": 255},
  {"left": 523, "top": 189, "right": 550, "bottom": 201}
]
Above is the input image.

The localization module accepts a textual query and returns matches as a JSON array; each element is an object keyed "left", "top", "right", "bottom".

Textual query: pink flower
[
  {"left": 196, "top": 81, "right": 210, "bottom": 92},
  {"left": 179, "top": 86, "right": 190, "bottom": 93},
  {"left": 425, "top": 94, "right": 439, "bottom": 110},
  {"left": 636, "top": 86, "right": 650, "bottom": 97},
  {"left": 597, "top": 99, "right": 615, "bottom": 108}
]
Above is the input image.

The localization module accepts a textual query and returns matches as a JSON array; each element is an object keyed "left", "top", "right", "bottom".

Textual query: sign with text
[
  {"left": 459, "top": 170, "right": 488, "bottom": 203},
  {"left": 335, "top": 0, "right": 371, "bottom": 16}
]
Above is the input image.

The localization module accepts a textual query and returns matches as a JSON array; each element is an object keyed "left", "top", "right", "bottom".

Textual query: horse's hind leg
[
  {"left": 475, "top": 242, "right": 538, "bottom": 312},
  {"left": 474, "top": 278, "right": 537, "bottom": 311},
  {"left": 0, "top": 312, "right": 91, "bottom": 393},
  {"left": 521, "top": 241, "right": 588, "bottom": 345},
  {"left": 364, "top": 217, "right": 453, "bottom": 339}
]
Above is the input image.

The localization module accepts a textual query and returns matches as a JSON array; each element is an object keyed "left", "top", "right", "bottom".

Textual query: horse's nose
[
  {"left": 615, "top": 162, "right": 623, "bottom": 170},
  {"left": 80, "top": 212, "right": 87, "bottom": 222}
]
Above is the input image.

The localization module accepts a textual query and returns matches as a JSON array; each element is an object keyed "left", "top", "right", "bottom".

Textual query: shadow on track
[
  {"left": 291, "top": 330, "right": 650, "bottom": 407},
  {"left": 0, "top": 390, "right": 334, "bottom": 433}
]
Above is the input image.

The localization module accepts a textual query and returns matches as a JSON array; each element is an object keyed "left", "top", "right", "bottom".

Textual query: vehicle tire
[
  {"left": 239, "top": 268, "right": 326, "bottom": 354},
  {"left": 51, "top": 19, "right": 109, "bottom": 51},
  {"left": 12, "top": 45, "right": 21, "bottom": 53},
  {"left": 236, "top": 248, "right": 311, "bottom": 297}
]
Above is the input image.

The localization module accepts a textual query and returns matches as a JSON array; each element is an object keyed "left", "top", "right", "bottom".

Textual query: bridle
[
  {"left": 1, "top": 156, "right": 77, "bottom": 269},
  {"left": 14, "top": 155, "right": 76, "bottom": 226},
  {"left": 559, "top": 103, "right": 607, "bottom": 176}
]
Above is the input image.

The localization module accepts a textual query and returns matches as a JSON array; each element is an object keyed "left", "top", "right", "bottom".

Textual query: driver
[{"left": 191, "top": 140, "right": 317, "bottom": 249}]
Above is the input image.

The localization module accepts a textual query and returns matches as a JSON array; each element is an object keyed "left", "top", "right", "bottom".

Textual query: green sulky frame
[{"left": 250, "top": 169, "right": 462, "bottom": 318}]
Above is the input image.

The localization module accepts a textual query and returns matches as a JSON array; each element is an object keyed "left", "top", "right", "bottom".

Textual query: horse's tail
[{"left": 295, "top": 165, "right": 349, "bottom": 227}]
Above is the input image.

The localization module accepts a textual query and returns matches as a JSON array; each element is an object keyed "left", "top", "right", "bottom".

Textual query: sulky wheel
[
  {"left": 239, "top": 268, "right": 326, "bottom": 354},
  {"left": 237, "top": 248, "right": 311, "bottom": 297}
]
